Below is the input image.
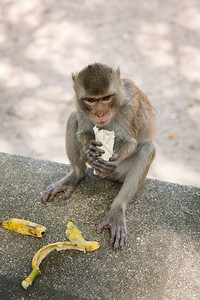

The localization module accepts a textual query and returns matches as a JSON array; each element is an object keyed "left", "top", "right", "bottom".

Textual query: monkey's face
[
  {"left": 82, "top": 94, "right": 115, "bottom": 127},
  {"left": 73, "top": 63, "right": 123, "bottom": 126}
]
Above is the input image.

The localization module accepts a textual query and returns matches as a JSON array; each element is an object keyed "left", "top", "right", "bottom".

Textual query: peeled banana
[
  {"left": 21, "top": 242, "right": 84, "bottom": 289},
  {"left": 66, "top": 221, "right": 100, "bottom": 251},
  {"left": 93, "top": 125, "right": 115, "bottom": 161},
  {"left": 93, "top": 125, "right": 115, "bottom": 175},
  {"left": 1, "top": 218, "right": 47, "bottom": 237}
]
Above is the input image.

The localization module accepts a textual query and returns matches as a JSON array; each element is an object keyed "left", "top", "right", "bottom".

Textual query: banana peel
[
  {"left": 66, "top": 221, "right": 100, "bottom": 251},
  {"left": 1, "top": 218, "right": 47, "bottom": 237},
  {"left": 21, "top": 242, "right": 84, "bottom": 289},
  {"left": 21, "top": 221, "right": 100, "bottom": 289}
]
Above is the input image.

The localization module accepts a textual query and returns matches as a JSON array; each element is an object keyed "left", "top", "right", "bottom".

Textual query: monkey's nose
[{"left": 97, "top": 113, "right": 104, "bottom": 117}]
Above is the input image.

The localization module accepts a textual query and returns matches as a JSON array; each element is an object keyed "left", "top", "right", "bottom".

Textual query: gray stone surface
[{"left": 0, "top": 152, "right": 199, "bottom": 300}]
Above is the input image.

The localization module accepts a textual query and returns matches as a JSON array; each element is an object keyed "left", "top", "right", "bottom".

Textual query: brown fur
[{"left": 74, "top": 63, "right": 113, "bottom": 96}]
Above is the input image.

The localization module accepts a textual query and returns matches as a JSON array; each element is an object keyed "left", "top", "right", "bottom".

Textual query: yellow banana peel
[
  {"left": 1, "top": 218, "right": 47, "bottom": 237},
  {"left": 66, "top": 221, "right": 100, "bottom": 251},
  {"left": 21, "top": 242, "right": 85, "bottom": 289},
  {"left": 21, "top": 221, "right": 100, "bottom": 289}
]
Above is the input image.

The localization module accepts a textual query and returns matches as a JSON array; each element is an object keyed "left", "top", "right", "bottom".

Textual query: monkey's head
[{"left": 72, "top": 63, "right": 123, "bottom": 127}]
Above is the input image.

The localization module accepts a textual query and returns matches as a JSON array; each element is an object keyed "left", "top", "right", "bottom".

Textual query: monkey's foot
[
  {"left": 41, "top": 183, "right": 75, "bottom": 205},
  {"left": 97, "top": 207, "right": 127, "bottom": 250}
]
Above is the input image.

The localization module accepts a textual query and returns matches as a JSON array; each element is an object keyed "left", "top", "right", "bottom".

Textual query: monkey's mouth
[
  {"left": 92, "top": 112, "right": 112, "bottom": 127},
  {"left": 97, "top": 121, "right": 107, "bottom": 127},
  {"left": 95, "top": 118, "right": 110, "bottom": 127}
]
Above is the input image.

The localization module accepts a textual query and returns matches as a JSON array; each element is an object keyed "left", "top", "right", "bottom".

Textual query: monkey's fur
[{"left": 42, "top": 63, "right": 156, "bottom": 250}]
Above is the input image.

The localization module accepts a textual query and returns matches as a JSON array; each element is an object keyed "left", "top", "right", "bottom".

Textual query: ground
[
  {"left": 0, "top": 0, "right": 199, "bottom": 186},
  {"left": 1, "top": 153, "right": 200, "bottom": 299}
]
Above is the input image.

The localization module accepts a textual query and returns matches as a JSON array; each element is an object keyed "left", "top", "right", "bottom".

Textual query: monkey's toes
[
  {"left": 63, "top": 187, "right": 75, "bottom": 199},
  {"left": 41, "top": 192, "right": 50, "bottom": 205},
  {"left": 41, "top": 189, "right": 55, "bottom": 204},
  {"left": 97, "top": 219, "right": 110, "bottom": 233},
  {"left": 110, "top": 227, "right": 127, "bottom": 251},
  {"left": 41, "top": 185, "right": 66, "bottom": 204}
]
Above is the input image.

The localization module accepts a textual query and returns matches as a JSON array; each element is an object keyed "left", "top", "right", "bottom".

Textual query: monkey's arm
[
  {"left": 115, "top": 138, "right": 138, "bottom": 164},
  {"left": 42, "top": 112, "right": 87, "bottom": 204},
  {"left": 77, "top": 132, "right": 94, "bottom": 153},
  {"left": 97, "top": 141, "right": 156, "bottom": 250}
]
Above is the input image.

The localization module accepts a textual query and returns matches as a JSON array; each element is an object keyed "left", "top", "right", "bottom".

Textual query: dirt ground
[{"left": 0, "top": 0, "right": 199, "bottom": 187}]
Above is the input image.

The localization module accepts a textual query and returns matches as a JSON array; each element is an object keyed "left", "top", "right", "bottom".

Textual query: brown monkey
[{"left": 42, "top": 63, "right": 156, "bottom": 250}]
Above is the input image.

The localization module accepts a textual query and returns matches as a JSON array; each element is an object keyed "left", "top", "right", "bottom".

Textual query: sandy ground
[{"left": 0, "top": 0, "right": 199, "bottom": 187}]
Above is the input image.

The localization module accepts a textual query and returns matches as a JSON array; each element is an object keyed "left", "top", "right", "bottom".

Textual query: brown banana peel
[
  {"left": 1, "top": 218, "right": 47, "bottom": 237},
  {"left": 21, "top": 242, "right": 85, "bottom": 290}
]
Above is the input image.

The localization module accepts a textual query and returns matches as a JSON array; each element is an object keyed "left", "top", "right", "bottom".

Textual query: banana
[
  {"left": 1, "top": 218, "right": 47, "bottom": 237},
  {"left": 93, "top": 125, "right": 115, "bottom": 161},
  {"left": 93, "top": 126, "right": 115, "bottom": 175},
  {"left": 21, "top": 241, "right": 85, "bottom": 289},
  {"left": 66, "top": 221, "right": 100, "bottom": 251}
]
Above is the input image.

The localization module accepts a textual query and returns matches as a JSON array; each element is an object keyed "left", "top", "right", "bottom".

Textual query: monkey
[{"left": 42, "top": 63, "right": 156, "bottom": 251}]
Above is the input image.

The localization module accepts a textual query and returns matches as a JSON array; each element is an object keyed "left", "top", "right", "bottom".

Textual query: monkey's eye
[
  {"left": 87, "top": 98, "right": 96, "bottom": 103},
  {"left": 102, "top": 95, "right": 110, "bottom": 101}
]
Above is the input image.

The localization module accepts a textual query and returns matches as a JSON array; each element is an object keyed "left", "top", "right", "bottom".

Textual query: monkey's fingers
[
  {"left": 90, "top": 140, "right": 102, "bottom": 147},
  {"left": 110, "top": 226, "right": 127, "bottom": 251},
  {"left": 41, "top": 189, "right": 53, "bottom": 204},
  {"left": 42, "top": 185, "right": 65, "bottom": 204},
  {"left": 98, "top": 158, "right": 117, "bottom": 168},
  {"left": 88, "top": 144, "right": 105, "bottom": 156},
  {"left": 63, "top": 187, "right": 75, "bottom": 199},
  {"left": 91, "top": 165, "right": 108, "bottom": 176},
  {"left": 97, "top": 219, "right": 110, "bottom": 233},
  {"left": 96, "top": 159, "right": 117, "bottom": 172},
  {"left": 87, "top": 149, "right": 102, "bottom": 161},
  {"left": 97, "top": 219, "right": 127, "bottom": 250},
  {"left": 91, "top": 162, "right": 115, "bottom": 175}
]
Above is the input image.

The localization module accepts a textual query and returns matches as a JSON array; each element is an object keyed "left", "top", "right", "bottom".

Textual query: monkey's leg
[
  {"left": 97, "top": 141, "right": 156, "bottom": 250},
  {"left": 42, "top": 113, "right": 87, "bottom": 204}
]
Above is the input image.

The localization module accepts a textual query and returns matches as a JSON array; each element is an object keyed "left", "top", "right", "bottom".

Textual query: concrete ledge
[{"left": 0, "top": 152, "right": 199, "bottom": 299}]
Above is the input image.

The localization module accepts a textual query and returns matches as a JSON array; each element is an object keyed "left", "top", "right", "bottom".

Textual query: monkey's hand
[
  {"left": 87, "top": 140, "right": 118, "bottom": 177},
  {"left": 41, "top": 174, "right": 79, "bottom": 204},
  {"left": 97, "top": 207, "right": 127, "bottom": 250},
  {"left": 87, "top": 140, "right": 104, "bottom": 161},
  {"left": 96, "top": 154, "right": 118, "bottom": 178}
]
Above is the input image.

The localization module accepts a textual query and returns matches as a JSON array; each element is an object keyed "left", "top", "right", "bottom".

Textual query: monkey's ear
[
  {"left": 72, "top": 73, "right": 76, "bottom": 81},
  {"left": 116, "top": 67, "right": 120, "bottom": 76}
]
